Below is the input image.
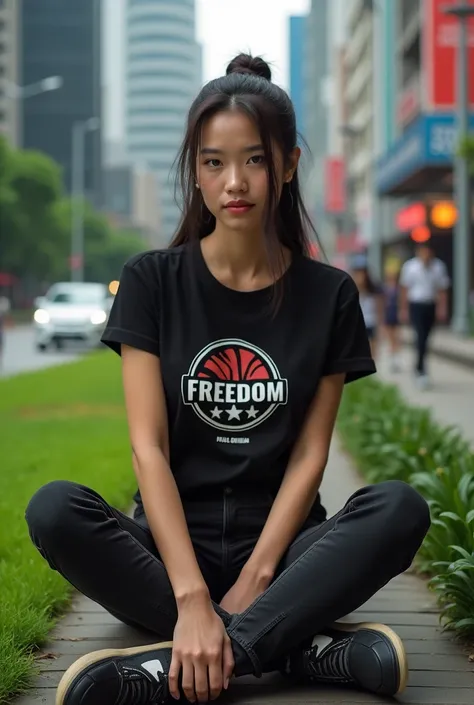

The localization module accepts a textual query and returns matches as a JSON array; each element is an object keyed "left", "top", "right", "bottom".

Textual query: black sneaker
[
  {"left": 289, "top": 622, "right": 408, "bottom": 696},
  {"left": 55, "top": 641, "right": 173, "bottom": 705}
]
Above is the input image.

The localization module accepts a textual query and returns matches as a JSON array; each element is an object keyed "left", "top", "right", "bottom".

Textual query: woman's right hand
[{"left": 168, "top": 595, "right": 235, "bottom": 702}]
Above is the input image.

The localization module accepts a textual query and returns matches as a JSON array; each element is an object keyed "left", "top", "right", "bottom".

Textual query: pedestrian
[
  {"left": 399, "top": 243, "right": 450, "bottom": 389},
  {"left": 351, "top": 264, "right": 384, "bottom": 359},
  {"left": 25, "top": 54, "right": 430, "bottom": 705},
  {"left": 382, "top": 268, "right": 402, "bottom": 372}
]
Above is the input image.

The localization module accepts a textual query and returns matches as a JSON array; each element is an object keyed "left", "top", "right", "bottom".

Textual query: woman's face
[{"left": 196, "top": 109, "right": 298, "bottom": 234}]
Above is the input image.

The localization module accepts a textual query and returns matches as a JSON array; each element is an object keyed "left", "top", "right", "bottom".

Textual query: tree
[
  {"left": 458, "top": 135, "right": 474, "bottom": 176},
  {"left": 1, "top": 141, "right": 68, "bottom": 281},
  {"left": 0, "top": 136, "right": 147, "bottom": 292}
]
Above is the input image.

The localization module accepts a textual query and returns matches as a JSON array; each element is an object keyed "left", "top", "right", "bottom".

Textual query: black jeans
[
  {"left": 25, "top": 479, "right": 430, "bottom": 678},
  {"left": 409, "top": 302, "right": 436, "bottom": 375}
]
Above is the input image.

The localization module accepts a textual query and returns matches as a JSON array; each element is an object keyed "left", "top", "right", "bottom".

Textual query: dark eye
[
  {"left": 205, "top": 159, "right": 221, "bottom": 168},
  {"left": 249, "top": 155, "right": 265, "bottom": 165}
]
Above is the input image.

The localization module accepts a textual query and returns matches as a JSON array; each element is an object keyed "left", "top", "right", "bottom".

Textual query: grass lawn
[{"left": 0, "top": 351, "right": 137, "bottom": 703}]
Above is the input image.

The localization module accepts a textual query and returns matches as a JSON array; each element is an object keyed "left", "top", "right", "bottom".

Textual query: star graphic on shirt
[
  {"left": 246, "top": 405, "right": 259, "bottom": 419},
  {"left": 227, "top": 404, "right": 242, "bottom": 420},
  {"left": 210, "top": 406, "right": 222, "bottom": 419}
]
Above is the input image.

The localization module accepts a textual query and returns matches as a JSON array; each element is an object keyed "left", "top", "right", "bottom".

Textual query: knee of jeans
[
  {"left": 25, "top": 480, "right": 81, "bottom": 547},
  {"left": 376, "top": 480, "right": 431, "bottom": 542}
]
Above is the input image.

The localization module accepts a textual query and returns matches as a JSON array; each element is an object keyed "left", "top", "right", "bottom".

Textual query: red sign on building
[
  {"left": 324, "top": 158, "right": 346, "bottom": 213},
  {"left": 423, "top": 0, "right": 474, "bottom": 110},
  {"left": 395, "top": 202, "right": 427, "bottom": 233}
]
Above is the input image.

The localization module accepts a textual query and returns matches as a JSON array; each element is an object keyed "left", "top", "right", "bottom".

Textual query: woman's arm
[
  {"left": 122, "top": 344, "right": 209, "bottom": 604},
  {"left": 240, "top": 372, "right": 346, "bottom": 587}
]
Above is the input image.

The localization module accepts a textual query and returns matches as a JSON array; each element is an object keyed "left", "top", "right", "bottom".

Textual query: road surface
[{"left": 0, "top": 325, "right": 83, "bottom": 378}]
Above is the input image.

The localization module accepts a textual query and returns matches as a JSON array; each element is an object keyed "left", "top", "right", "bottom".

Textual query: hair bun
[{"left": 226, "top": 53, "right": 272, "bottom": 81}]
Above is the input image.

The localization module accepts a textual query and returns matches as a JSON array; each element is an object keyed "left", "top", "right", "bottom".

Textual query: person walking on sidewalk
[
  {"left": 351, "top": 264, "right": 384, "bottom": 360},
  {"left": 399, "top": 244, "right": 450, "bottom": 389},
  {"left": 382, "top": 269, "right": 402, "bottom": 372},
  {"left": 25, "top": 54, "right": 430, "bottom": 705}
]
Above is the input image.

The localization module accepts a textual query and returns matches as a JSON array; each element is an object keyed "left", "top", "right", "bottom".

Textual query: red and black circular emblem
[{"left": 181, "top": 339, "right": 288, "bottom": 432}]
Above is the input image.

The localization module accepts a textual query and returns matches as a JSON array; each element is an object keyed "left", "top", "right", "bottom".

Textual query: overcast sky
[{"left": 103, "top": 0, "right": 310, "bottom": 140}]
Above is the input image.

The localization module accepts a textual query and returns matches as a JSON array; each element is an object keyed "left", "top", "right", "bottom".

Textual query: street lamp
[
  {"left": 70, "top": 118, "right": 100, "bottom": 283},
  {"left": 442, "top": 0, "right": 474, "bottom": 336},
  {"left": 5, "top": 76, "right": 63, "bottom": 147},
  {"left": 5, "top": 75, "right": 63, "bottom": 100}
]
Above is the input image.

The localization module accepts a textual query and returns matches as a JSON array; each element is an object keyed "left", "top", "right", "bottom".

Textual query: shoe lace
[
  {"left": 116, "top": 665, "right": 168, "bottom": 705},
  {"left": 305, "top": 638, "right": 353, "bottom": 683}
]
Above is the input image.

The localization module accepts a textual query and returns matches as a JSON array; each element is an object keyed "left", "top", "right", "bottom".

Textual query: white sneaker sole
[
  {"left": 55, "top": 641, "right": 173, "bottom": 705},
  {"left": 332, "top": 621, "right": 408, "bottom": 694}
]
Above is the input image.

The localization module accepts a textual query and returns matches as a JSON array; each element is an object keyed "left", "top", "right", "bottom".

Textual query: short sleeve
[
  {"left": 322, "top": 278, "right": 376, "bottom": 384},
  {"left": 436, "top": 260, "right": 450, "bottom": 290},
  {"left": 101, "top": 256, "right": 160, "bottom": 357},
  {"left": 399, "top": 260, "right": 412, "bottom": 288}
]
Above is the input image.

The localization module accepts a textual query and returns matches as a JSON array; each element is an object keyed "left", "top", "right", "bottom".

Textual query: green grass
[{"left": 0, "top": 351, "right": 137, "bottom": 703}]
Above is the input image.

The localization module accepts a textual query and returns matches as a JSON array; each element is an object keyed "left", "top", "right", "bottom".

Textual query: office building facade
[
  {"left": 20, "top": 0, "right": 103, "bottom": 205},
  {"left": 0, "top": 0, "right": 20, "bottom": 146},
  {"left": 125, "top": 0, "right": 202, "bottom": 244}
]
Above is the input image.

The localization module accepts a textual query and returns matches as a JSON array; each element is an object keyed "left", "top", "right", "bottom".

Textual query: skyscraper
[
  {"left": 125, "top": 0, "right": 202, "bottom": 244},
  {"left": 289, "top": 15, "right": 307, "bottom": 141},
  {"left": 0, "top": 0, "right": 20, "bottom": 146},
  {"left": 20, "top": 0, "right": 103, "bottom": 206}
]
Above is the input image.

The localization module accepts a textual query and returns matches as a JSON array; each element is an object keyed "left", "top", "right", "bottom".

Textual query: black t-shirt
[{"left": 101, "top": 242, "right": 375, "bottom": 519}]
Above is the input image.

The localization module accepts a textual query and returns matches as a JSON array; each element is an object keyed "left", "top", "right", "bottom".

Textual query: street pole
[
  {"left": 71, "top": 122, "right": 85, "bottom": 283},
  {"left": 6, "top": 75, "right": 63, "bottom": 148},
  {"left": 444, "top": 1, "right": 474, "bottom": 335},
  {"left": 70, "top": 118, "right": 100, "bottom": 283}
]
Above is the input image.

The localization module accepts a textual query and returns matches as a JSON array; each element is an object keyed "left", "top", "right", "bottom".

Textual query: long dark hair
[{"left": 169, "top": 53, "right": 321, "bottom": 281}]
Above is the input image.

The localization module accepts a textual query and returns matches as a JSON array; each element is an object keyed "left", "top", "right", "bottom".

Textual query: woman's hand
[{"left": 169, "top": 595, "right": 234, "bottom": 702}]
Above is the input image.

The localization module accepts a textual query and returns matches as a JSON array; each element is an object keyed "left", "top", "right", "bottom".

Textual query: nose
[{"left": 225, "top": 165, "right": 247, "bottom": 193}]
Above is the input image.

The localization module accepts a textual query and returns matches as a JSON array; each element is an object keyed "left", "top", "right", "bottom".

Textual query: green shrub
[{"left": 338, "top": 377, "right": 474, "bottom": 637}]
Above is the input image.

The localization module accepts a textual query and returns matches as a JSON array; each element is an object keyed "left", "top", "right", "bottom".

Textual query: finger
[
  {"left": 181, "top": 659, "right": 196, "bottom": 703},
  {"left": 193, "top": 660, "right": 209, "bottom": 703},
  {"left": 168, "top": 654, "right": 181, "bottom": 701},
  {"left": 223, "top": 637, "right": 235, "bottom": 689},
  {"left": 208, "top": 656, "right": 223, "bottom": 700}
]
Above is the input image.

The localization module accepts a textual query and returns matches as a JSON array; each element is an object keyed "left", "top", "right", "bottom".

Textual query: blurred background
[{"left": 0, "top": 0, "right": 473, "bottom": 357}]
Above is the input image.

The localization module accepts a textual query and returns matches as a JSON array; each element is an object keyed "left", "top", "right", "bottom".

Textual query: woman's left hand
[{"left": 219, "top": 569, "right": 272, "bottom": 615}]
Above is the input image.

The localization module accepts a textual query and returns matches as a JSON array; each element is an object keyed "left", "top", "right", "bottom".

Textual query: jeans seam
[
  {"left": 230, "top": 632, "right": 263, "bottom": 677},
  {"left": 228, "top": 503, "right": 356, "bottom": 633}
]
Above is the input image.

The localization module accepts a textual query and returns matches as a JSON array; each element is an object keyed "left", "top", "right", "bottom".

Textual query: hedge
[{"left": 337, "top": 377, "right": 474, "bottom": 637}]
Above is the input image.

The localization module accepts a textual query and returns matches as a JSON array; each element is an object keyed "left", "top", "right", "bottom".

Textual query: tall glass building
[{"left": 125, "top": 0, "right": 202, "bottom": 244}]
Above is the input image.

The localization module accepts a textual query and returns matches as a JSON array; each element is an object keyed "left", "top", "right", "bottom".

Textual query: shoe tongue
[
  {"left": 140, "top": 658, "right": 165, "bottom": 682},
  {"left": 311, "top": 633, "right": 334, "bottom": 654}
]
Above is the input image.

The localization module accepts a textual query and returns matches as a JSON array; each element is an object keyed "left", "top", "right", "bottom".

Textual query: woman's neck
[{"left": 200, "top": 228, "right": 290, "bottom": 291}]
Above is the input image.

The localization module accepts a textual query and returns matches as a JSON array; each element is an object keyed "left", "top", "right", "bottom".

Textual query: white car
[{"left": 33, "top": 282, "right": 113, "bottom": 352}]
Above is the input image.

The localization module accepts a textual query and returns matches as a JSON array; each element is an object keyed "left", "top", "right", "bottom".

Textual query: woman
[
  {"left": 25, "top": 54, "right": 430, "bottom": 705},
  {"left": 383, "top": 268, "right": 402, "bottom": 372},
  {"left": 351, "top": 265, "right": 383, "bottom": 359}
]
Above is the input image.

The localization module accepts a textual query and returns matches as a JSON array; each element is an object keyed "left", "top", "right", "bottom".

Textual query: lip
[{"left": 224, "top": 200, "right": 254, "bottom": 208}]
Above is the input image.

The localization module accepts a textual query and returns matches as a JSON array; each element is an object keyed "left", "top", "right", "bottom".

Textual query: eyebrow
[{"left": 200, "top": 144, "right": 264, "bottom": 155}]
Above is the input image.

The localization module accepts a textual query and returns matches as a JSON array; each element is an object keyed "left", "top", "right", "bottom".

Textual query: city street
[
  {"left": 0, "top": 325, "right": 83, "bottom": 378},
  {"left": 376, "top": 344, "right": 474, "bottom": 447}
]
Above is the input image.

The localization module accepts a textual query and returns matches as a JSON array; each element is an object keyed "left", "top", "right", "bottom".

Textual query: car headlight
[
  {"left": 90, "top": 310, "right": 107, "bottom": 325},
  {"left": 34, "top": 309, "right": 50, "bottom": 324}
]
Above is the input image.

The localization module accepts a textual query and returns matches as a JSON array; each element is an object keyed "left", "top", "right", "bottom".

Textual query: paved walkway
[
  {"left": 375, "top": 342, "right": 474, "bottom": 447},
  {"left": 13, "top": 442, "right": 474, "bottom": 705},
  {"left": 401, "top": 327, "right": 474, "bottom": 369}
]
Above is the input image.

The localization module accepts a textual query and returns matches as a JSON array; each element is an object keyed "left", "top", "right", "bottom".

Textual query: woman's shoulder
[
  {"left": 123, "top": 245, "right": 189, "bottom": 278},
  {"left": 297, "top": 256, "right": 358, "bottom": 298}
]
